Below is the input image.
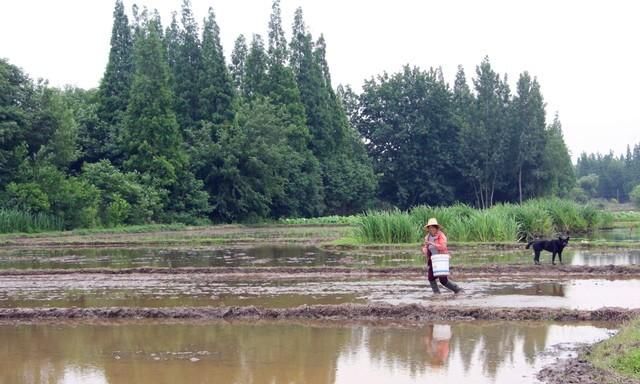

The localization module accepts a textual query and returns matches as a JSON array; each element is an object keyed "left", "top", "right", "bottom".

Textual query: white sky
[{"left": 1, "top": 0, "right": 639, "bottom": 160}]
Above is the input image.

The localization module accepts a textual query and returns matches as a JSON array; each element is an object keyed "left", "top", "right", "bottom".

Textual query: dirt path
[
  {"left": 1, "top": 264, "right": 639, "bottom": 278},
  {"left": 1, "top": 304, "right": 637, "bottom": 321}
]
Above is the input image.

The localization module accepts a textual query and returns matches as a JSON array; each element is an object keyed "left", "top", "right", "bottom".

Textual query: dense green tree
[
  {"left": 81, "top": 160, "right": 163, "bottom": 225},
  {"left": 289, "top": 12, "right": 376, "bottom": 213},
  {"left": 357, "top": 66, "right": 458, "bottom": 208},
  {"left": 122, "top": 8, "right": 209, "bottom": 222},
  {"left": 509, "top": 72, "right": 547, "bottom": 202},
  {"left": 0, "top": 59, "right": 37, "bottom": 184},
  {"left": 451, "top": 65, "right": 476, "bottom": 202},
  {"left": 123, "top": 10, "right": 184, "bottom": 181},
  {"left": 95, "top": 0, "right": 134, "bottom": 163},
  {"left": 170, "top": 0, "right": 204, "bottom": 132},
  {"left": 460, "top": 57, "right": 509, "bottom": 208},
  {"left": 230, "top": 35, "right": 248, "bottom": 93},
  {"left": 577, "top": 152, "right": 626, "bottom": 201},
  {"left": 1, "top": 4, "right": 593, "bottom": 230},
  {"left": 243, "top": 34, "right": 268, "bottom": 99},
  {"left": 9, "top": 155, "right": 100, "bottom": 228},
  {"left": 541, "top": 114, "right": 575, "bottom": 197},
  {"left": 199, "top": 6, "right": 235, "bottom": 126},
  {"left": 42, "top": 89, "right": 80, "bottom": 169},
  {"left": 260, "top": 1, "right": 324, "bottom": 215}
]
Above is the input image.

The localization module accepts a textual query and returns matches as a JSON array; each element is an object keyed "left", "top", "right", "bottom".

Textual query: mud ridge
[
  {"left": 1, "top": 304, "right": 638, "bottom": 322},
  {"left": 537, "top": 346, "right": 640, "bottom": 384},
  {"left": 2, "top": 264, "right": 640, "bottom": 277}
]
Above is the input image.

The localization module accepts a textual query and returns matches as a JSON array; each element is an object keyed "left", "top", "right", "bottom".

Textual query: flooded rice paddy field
[
  {"left": 1, "top": 273, "right": 639, "bottom": 310},
  {"left": 0, "top": 245, "right": 639, "bottom": 269},
  {"left": 0, "top": 320, "right": 616, "bottom": 384},
  {"left": 1, "top": 225, "right": 639, "bottom": 383}
]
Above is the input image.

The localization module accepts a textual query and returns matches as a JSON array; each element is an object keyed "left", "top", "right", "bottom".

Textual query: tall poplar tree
[
  {"left": 94, "top": 0, "right": 133, "bottom": 163},
  {"left": 199, "top": 6, "right": 235, "bottom": 126}
]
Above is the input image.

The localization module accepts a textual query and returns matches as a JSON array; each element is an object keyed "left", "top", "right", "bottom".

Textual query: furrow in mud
[
  {"left": 2, "top": 264, "right": 640, "bottom": 277},
  {"left": 1, "top": 304, "right": 638, "bottom": 322}
]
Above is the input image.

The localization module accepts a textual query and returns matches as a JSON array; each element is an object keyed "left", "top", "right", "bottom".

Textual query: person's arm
[{"left": 434, "top": 233, "right": 448, "bottom": 252}]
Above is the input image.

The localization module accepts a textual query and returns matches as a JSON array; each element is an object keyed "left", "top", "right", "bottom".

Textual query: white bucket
[
  {"left": 431, "top": 254, "right": 450, "bottom": 277},
  {"left": 433, "top": 324, "right": 452, "bottom": 341}
]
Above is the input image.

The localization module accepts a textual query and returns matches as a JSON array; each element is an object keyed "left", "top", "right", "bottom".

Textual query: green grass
[
  {"left": 278, "top": 215, "right": 361, "bottom": 225},
  {"left": 354, "top": 199, "right": 612, "bottom": 244},
  {"left": 0, "top": 223, "right": 191, "bottom": 240},
  {"left": 611, "top": 211, "right": 640, "bottom": 223},
  {"left": 589, "top": 319, "right": 640, "bottom": 380},
  {"left": 0, "top": 209, "right": 64, "bottom": 233}
]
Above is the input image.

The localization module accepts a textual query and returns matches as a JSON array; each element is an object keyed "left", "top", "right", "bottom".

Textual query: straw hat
[{"left": 424, "top": 218, "right": 439, "bottom": 229}]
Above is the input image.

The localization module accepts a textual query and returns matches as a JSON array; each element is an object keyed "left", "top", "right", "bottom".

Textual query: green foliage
[
  {"left": 290, "top": 10, "right": 376, "bottom": 213},
  {"left": 542, "top": 114, "right": 575, "bottom": 197},
  {"left": 0, "top": 4, "right": 599, "bottom": 232},
  {"left": 357, "top": 66, "right": 460, "bottom": 209},
  {"left": 356, "top": 210, "right": 420, "bottom": 244},
  {"left": 168, "top": 0, "right": 204, "bottom": 131},
  {"left": 356, "top": 57, "right": 575, "bottom": 209},
  {"left": 209, "top": 98, "right": 322, "bottom": 222},
  {"left": 577, "top": 173, "right": 600, "bottom": 197},
  {"left": 124, "top": 9, "right": 185, "bottom": 180},
  {"left": 0, "top": 209, "right": 63, "bottom": 233},
  {"left": 589, "top": 319, "right": 640, "bottom": 380},
  {"left": 81, "top": 160, "right": 163, "bottom": 225},
  {"left": 570, "top": 186, "right": 589, "bottom": 203},
  {"left": 354, "top": 199, "right": 609, "bottom": 243},
  {"left": 95, "top": 0, "right": 134, "bottom": 162},
  {"left": 199, "top": 6, "right": 235, "bottom": 126},
  {"left": 41, "top": 89, "right": 80, "bottom": 168},
  {"left": 278, "top": 215, "right": 360, "bottom": 225},
  {"left": 630, "top": 185, "right": 640, "bottom": 208}
]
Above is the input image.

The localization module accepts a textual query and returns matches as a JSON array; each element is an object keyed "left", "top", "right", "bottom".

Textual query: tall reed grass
[
  {"left": 355, "top": 199, "right": 609, "bottom": 244},
  {"left": 0, "top": 209, "right": 64, "bottom": 233}
]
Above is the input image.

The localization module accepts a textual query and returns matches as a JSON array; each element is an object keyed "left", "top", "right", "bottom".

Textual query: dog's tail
[{"left": 525, "top": 241, "right": 534, "bottom": 249}]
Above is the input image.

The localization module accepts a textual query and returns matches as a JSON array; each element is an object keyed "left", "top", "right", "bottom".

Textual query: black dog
[{"left": 526, "top": 236, "right": 570, "bottom": 265}]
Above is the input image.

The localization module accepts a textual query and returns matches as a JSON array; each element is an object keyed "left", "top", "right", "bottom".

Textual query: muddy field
[{"left": 2, "top": 225, "right": 639, "bottom": 383}]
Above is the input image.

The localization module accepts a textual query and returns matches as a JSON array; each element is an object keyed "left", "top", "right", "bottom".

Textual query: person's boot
[
  {"left": 444, "top": 280, "right": 462, "bottom": 294},
  {"left": 429, "top": 280, "right": 441, "bottom": 294}
]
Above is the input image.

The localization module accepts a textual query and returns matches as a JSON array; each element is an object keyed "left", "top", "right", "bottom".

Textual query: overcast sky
[{"left": 1, "top": 0, "right": 638, "bottom": 160}]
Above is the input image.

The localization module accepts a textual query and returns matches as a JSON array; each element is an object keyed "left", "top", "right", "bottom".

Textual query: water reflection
[
  {"left": 463, "top": 279, "right": 640, "bottom": 309},
  {"left": 0, "top": 246, "right": 348, "bottom": 269},
  {"left": 585, "top": 227, "right": 640, "bottom": 242},
  {"left": 0, "top": 321, "right": 613, "bottom": 384},
  {"left": 570, "top": 250, "right": 640, "bottom": 266}
]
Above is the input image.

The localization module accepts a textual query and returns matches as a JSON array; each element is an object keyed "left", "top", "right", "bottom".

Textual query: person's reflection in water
[{"left": 424, "top": 324, "right": 451, "bottom": 367}]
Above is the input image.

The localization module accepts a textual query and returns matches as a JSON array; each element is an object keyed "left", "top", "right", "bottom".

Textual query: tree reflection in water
[{"left": 0, "top": 321, "right": 610, "bottom": 384}]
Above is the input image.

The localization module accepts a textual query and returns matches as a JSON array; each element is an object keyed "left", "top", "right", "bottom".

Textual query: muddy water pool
[
  {"left": 0, "top": 321, "right": 615, "bottom": 384},
  {"left": 2, "top": 274, "right": 639, "bottom": 310},
  {"left": 0, "top": 246, "right": 638, "bottom": 270}
]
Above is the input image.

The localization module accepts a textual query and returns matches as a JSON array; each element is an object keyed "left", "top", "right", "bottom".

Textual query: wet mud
[
  {"left": 538, "top": 346, "right": 640, "bottom": 384},
  {"left": 1, "top": 304, "right": 638, "bottom": 322},
  {"left": 2, "top": 264, "right": 640, "bottom": 278}
]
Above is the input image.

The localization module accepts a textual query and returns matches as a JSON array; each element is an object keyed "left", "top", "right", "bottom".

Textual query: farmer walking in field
[{"left": 422, "top": 218, "right": 463, "bottom": 294}]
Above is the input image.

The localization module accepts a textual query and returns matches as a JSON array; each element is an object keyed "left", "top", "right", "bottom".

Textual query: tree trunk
[{"left": 518, "top": 166, "right": 523, "bottom": 204}]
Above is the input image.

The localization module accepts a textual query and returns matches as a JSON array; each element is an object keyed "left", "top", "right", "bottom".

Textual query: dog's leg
[
  {"left": 558, "top": 251, "right": 563, "bottom": 265},
  {"left": 552, "top": 252, "right": 557, "bottom": 265},
  {"left": 534, "top": 250, "right": 540, "bottom": 265}
]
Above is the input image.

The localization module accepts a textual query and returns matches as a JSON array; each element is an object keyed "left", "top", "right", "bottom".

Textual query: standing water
[{"left": 0, "top": 321, "right": 613, "bottom": 384}]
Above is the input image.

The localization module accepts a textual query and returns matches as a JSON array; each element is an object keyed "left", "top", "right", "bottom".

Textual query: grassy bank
[
  {"left": 589, "top": 319, "right": 640, "bottom": 381},
  {"left": 355, "top": 199, "right": 614, "bottom": 244}
]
